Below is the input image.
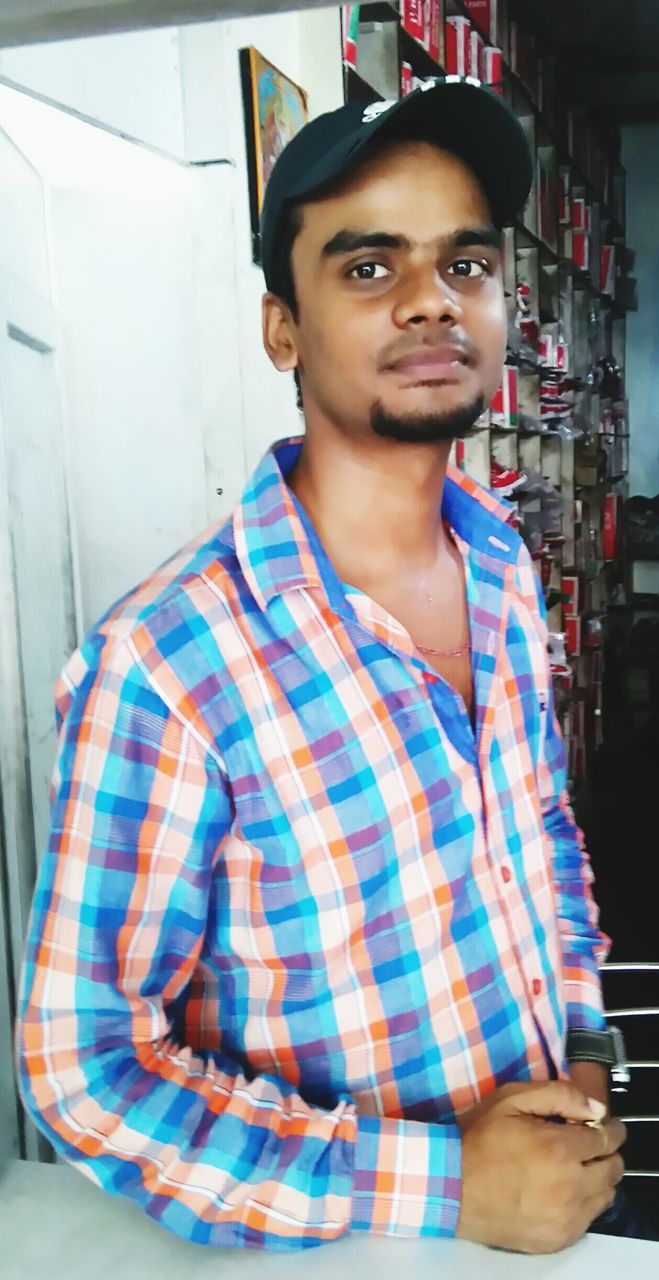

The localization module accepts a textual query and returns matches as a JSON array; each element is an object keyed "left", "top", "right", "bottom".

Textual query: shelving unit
[{"left": 340, "top": 0, "right": 637, "bottom": 787}]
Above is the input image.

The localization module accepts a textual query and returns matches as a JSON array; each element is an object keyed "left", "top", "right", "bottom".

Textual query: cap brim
[{"left": 289, "top": 79, "right": 533, "bottom": 230}]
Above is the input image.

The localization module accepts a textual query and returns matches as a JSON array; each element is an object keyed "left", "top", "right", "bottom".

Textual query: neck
[{"left": 287, "top": 426, "right": 454, "bottom": 585}]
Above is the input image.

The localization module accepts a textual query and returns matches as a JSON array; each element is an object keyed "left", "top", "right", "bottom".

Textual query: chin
[{"left": 370, "top": 392, "right": 486, "bottom": 445}]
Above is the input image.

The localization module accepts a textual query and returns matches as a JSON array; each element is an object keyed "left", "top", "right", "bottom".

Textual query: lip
[{"left": 388, "top": 346, "right": 471, "bottom": 379}]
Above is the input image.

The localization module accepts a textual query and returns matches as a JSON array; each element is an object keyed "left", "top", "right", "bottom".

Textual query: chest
[{"left": 366, "top": 543, "right": 474, "bottom": 718}]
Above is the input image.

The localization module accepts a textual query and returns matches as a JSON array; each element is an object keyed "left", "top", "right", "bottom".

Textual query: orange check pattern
[{"left": 17, "top": 437, "right": 608, "bottom": 1250}]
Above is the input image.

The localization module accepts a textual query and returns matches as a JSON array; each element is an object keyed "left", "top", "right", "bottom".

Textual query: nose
[{"left": 391, "top": 266, "right": 463, "bottom": 329}]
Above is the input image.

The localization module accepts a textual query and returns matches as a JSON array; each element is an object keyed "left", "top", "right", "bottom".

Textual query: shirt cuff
[{"left": 351, "top": 1115, "right": 462, "bottom": 1238}]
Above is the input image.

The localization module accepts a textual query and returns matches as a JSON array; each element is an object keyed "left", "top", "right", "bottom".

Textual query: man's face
[{"left": 285, "top": 140, "right": 507, "bottom": 443}]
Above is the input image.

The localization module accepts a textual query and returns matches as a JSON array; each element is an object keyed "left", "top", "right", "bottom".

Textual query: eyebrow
[{"left": 320, "top": 224, "right": 502, "bottom": 259}]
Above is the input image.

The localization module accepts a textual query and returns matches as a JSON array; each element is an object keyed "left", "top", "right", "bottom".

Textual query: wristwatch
[{"left": 566, "top": 1025, "right": 630, "bottom": 1092}]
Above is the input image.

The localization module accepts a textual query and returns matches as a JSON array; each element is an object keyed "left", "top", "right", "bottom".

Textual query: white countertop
[{"left": 1, "top": 1159, "right": 658, "bottom": 1280}]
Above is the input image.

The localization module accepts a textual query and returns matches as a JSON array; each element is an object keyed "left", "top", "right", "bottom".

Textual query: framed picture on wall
[{"left": 240, "top": 47, "right": 309, "bottom": 265}]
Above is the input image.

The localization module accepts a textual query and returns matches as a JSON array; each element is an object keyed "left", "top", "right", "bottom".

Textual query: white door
[{"left": 0, "top": 243, "right": 78, "bottom": 1160}]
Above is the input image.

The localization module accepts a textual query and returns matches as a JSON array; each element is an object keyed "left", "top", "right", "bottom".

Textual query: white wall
[
  {"left": 0, "top": 10, "right": 344, "bottom": 627},
  {"left": 0, "top": 123, "right": 50, "bottom": 294},
  {"left": 622, "top": 123, "right": 659, "bottom": 498},
  {"left": 0, "top": 27, "right": 187, "bottom": 155},
  {"left": 191, "top": 13, "right": 343, "bottom": 475}
]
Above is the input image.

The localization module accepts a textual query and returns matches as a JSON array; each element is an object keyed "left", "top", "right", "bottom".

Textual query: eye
[
  {"left": 447, "top": 259, "right": 489, "bottom": 280},
  {"left": 348, "top": 261, "right": 390, "bottom": 281}
]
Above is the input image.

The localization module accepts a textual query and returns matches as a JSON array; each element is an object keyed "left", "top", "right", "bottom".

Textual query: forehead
[{"left": 296, "top": 141, "right": 492, "bottom": 250}]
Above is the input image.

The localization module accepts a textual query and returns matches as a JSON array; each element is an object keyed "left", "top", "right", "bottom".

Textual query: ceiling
[
  {"left": 1, "top": 0, "right": 658, "bottom": 125},
  {"left": 0, "top": 1, "right": 329, "bottom": 47}
]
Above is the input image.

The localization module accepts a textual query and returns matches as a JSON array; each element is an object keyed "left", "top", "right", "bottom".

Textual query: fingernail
[{"left": 587, "top": 1097, "right": 607, "bottom": 1120}]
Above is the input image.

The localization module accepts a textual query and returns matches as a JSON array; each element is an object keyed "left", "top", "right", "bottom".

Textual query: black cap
[{"left": 260, "top": 76, "right": 533, "bottom": 293}]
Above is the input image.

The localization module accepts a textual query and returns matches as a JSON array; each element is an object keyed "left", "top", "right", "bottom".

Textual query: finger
[
  {"left": 585, "top": 1119, "right": 627, "bottom": 1162},
  {"left": 582, "top": 1152, "right": 625, "bottom": 1200},
  {"left": 586, "top": 1167, "right": 627, "bottom": 1223},
  {"left": 583, "top": 1176, "right": 621, "bottom": 1228},
  {"left": 558, "top": 1117, "right": 626, "bottom": 1163},
  {"left": 502, "top": 1080, "right": 607, "bottom": 1124}
]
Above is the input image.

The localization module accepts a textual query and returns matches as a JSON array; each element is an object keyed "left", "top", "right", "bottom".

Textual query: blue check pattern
[{"left": 17, "top": 437, "right": 608, "bottom": 1250}]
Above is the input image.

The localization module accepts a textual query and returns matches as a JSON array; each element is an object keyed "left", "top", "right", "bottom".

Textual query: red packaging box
[
  {"left": 401, "top": 61, "right": 414, "bottom": 97},
  {"left": 490, "top": 366, "right": 519, "bottom": 428},
  {"left": 565, "top": 615, "right": 581, "bottom": 657},
  {"left": 425, "top": 0, "right": 442, "bottom": 66},
  {"left": 572, "top": 230, "right": 589, "bottom": 271},
  {"left": 561, "top": 575, "right": 580, "bottom": 618},
  {"left": 462, "top": 0, "right": 493, "bottom": 39},
  {"left": 539, "top": 333, "right": 553, "bottom": 367},
  {"left": 402, "top": 0, "right": 425, "bottom": 43},
  {"left": 555, "top": 340, "right": 568, "bottom": 371},
  {"left": 571, "top": 198, "right": 586, "bottom": 230},
  {"left": 463, "top": 0, "right": 508, "bottom": 49},
  {"left": 341, "top": 5, "right": 359, "bottom": 68},
  {"left": 445, "top": 15, "right": 472, "bottom": 76},
  {"left": 482, "top": 46, "right": 503, "bottom": 93}
]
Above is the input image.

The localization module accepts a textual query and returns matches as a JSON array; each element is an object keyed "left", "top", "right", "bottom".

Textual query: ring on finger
[{"left": 586, "top": 1119, "right": 609, "bottom": 1156}]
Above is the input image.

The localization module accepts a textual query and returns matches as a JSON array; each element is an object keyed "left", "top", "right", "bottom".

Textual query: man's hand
[{"left": 456, "top": 1080, "right": 626, "bottom": 1254}]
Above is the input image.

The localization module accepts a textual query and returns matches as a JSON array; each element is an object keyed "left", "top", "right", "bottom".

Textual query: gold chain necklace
[
  {"left": 416, "top": 639, "right": 470, "bottom": 657},
  {"left": 415, "top": 573, "right": 470, "bottom": 658}
]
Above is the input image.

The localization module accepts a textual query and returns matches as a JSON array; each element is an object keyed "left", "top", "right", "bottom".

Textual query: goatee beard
[{"left": 371, "top": 394, "right": 485, "bottom": 444}]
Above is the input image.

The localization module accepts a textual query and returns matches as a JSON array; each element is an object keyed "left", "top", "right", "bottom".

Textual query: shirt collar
[{"left": 226, "top": 436, "right": 517, "bottom": 611}]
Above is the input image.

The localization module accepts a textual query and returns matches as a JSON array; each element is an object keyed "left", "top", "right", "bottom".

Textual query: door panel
[{"left": 0, "top": 263, "right": 77, "bottom": 1162}]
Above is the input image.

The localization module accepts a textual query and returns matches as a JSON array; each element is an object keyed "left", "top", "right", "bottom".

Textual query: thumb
[{"left": 499, "top": 1080, "right": 607, "bottom": 1123}]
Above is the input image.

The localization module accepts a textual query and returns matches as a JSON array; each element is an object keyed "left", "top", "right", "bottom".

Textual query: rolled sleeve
[{"left": 352, "top": 1115, "right": 462, "bottom": 1238}]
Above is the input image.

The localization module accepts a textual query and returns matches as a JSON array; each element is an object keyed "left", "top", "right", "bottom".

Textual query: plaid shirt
[{"left": 17, "top": 437, "right": 607, "bottom": 1250}]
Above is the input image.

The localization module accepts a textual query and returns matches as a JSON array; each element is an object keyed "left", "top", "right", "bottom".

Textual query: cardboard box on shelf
[
  {"left": 482, "top": 46, "right": 503, "bottom": 92},
  {"left": 469, "top": 27, "right": 485, "bottom": 79},
  {"left": 402, "top": 0, "right": 425, "bottom": 43},
  {"left": 342, "top": 5, "right": 359, "bottom": 68},
  {"left": 561, "top": 575, "right": 580, "bottom": 617},
  {"left": 490, "top": 365, "right": 519, "bottom": 428},
  {"left": 401, "top": 60, "right": 413, "bottom": 96},
  {"left": 425, "top": 0, "right": 442, "bottom": 66},
  {"left": 566, "top": 615, "right": 582, "bottom": 657},
  {"left": 462, "top": 0, "right": 509, "bottom": 50},
  {"left": 462, "top": 0, "right": 492, "bottom": 39},
  {"left": 571, "top": 198, "right": 587, "bottom": 230},
  {"left": 572, "top": 230, "right": 589, "bottom": 272},
  {"left": 445, "top": 15, "right": 472, "bottom": 76}
]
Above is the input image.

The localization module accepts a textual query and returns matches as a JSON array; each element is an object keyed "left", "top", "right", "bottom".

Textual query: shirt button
[
  {"left": 501, "top": 865, "right": 512, "bottom": 884},
  {"left": 532, "top": 978, "right": 542, "bottom": 997}
]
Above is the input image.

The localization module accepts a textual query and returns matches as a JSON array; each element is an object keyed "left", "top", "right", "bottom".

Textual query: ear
[{"left": 262, "top": 293, "right": 299, "bottom": 373}]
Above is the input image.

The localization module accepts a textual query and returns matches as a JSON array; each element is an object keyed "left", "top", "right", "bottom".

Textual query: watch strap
[
  {"left": 566, "top": 1028, "right": 617, "bottom": 1066},
  {"left": 566, "top": 1025, "right": 630, "bottom": 1089}
]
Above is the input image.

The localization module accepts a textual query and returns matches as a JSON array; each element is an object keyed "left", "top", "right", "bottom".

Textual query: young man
[{"left": 18, "top": 79, "right": 627, "bottom": 1254}]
